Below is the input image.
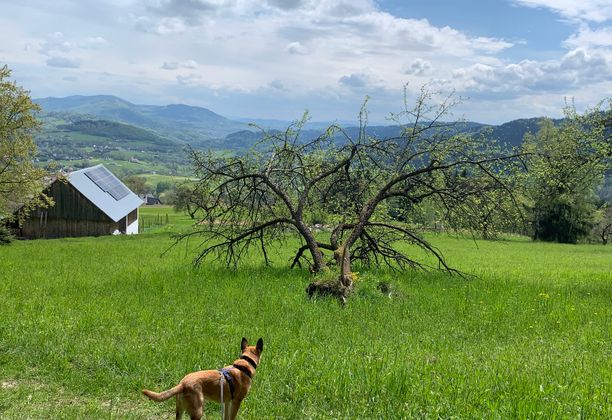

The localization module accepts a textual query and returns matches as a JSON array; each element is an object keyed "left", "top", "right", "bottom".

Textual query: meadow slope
[{"left": 0, "top": 208, "right": 610, "bottom": 418}]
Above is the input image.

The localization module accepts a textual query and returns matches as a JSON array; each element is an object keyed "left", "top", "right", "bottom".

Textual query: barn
[{"left": 15, "top": 164, "right": 143, "bottom": 239}]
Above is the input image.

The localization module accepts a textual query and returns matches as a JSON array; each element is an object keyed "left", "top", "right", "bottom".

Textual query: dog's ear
[
  {"left": 256, "top": 338, "right": 264, "bottom": 353},
  {"left": 241, "top": 337, "right": 248, "bottom": 352}
]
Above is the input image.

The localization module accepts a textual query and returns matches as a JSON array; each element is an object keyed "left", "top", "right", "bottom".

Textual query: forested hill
[
  {"left": 229, "top": 119, "right": 552, "bottom": 150},
  {"left": 57, "top": 120, "right": 176, "bottom": 149},
  {"left": 35, "top": 95, "right": 248, "bottom": 140},
  {"left": 486, "top": 117, "right": 563, "bottom": 146}
]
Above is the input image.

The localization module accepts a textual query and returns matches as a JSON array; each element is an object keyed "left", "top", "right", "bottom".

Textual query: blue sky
[
  {"left": 379, "top": 1, "right": 573, "bottom": 57},
  {"left": 0, "top": 0, "right": 610, "bottom": 124}
]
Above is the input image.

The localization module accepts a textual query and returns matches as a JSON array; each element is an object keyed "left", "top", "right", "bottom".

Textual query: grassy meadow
[{"left": 0, "top": 206, "right": 610, "bottom": 418}]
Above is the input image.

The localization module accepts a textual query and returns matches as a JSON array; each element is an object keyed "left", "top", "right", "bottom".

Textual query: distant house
[
  {"left": 141, "top": 193, "right": 162, "bottom": 206},
  {"left": 14, "top": 164, "right": 143, "bottom": 239}
]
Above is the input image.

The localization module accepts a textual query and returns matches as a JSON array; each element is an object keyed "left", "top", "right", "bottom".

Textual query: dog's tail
[{"left": 142, "top": 384, "right": 183, "bottom": 402}]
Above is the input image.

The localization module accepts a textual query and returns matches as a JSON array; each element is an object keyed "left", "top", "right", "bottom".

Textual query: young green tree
[
  {"left": 172, "top": 183, "right": 199, "bottom": 219},
  {"left": 123, "top": 175, "right": 150, "bottom": 196},
  {"left": 522, "top": 101, "right": 611, "bottom": 243},
  {"left": 593, "top": 203, "right": 612, "bottom": 245},
  {"left": 156, "top": 180, "right": 172, "bottom": 195},
  {"left": 0, "top": 65, "right": 51, "bottom": 223}
]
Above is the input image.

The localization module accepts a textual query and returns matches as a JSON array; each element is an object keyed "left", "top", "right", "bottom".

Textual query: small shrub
[
  {"left": 0, "top": 224, "right": 14, "bottom": 245},
  {"left": 307, "top": 210, "right": 328, "bottom": 225}
]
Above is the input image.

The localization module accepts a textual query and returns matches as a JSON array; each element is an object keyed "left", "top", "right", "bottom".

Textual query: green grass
[
  {"left": 0, "top": 221, "right": 610, "bottom": 418},
  {"left": 138, "top": 206, "right": 194, "bottom": 233}
]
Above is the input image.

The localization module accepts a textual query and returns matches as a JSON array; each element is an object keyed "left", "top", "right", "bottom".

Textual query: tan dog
[{"left": 143, "top": 337, "right": 263, "bottom": 420}]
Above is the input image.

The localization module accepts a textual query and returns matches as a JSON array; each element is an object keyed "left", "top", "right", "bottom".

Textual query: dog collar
[
  {"left": 232, "top": 363, "right": 253, "bottom": 379},
  {"left": 240, "top": 354, "right": 258, "bottom": 370}
]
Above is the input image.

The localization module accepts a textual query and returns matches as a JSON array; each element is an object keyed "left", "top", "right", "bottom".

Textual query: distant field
[
  {"left": 138, "top": 205, "right": 194, "bottom": 232},
  {"left": 45, "top": 158, "right": 188, "bottom": 177},
  {"left": 0, "top": 212, "right": 610, "bottom": 418},
  {"left": 134, "top": 174, "right": 195, "bottom": 193}
]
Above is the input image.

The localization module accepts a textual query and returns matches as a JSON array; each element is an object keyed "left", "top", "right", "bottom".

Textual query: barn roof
[{"left": 68, "top": 164, "right": 143, "bottom": 222}]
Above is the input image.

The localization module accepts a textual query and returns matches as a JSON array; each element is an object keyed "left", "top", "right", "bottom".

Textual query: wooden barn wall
[
  {"left": 20, "top": 218, "right": 117, "bottom": 239},
  {"left": 19, "top": 181, "right": 117, "bottom": 239},
  {"left": 44, "top": 181, "right": 110, "bottom": 221}
]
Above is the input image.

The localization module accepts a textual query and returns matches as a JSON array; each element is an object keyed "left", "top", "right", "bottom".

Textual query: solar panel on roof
[{"left": 84, "top": 166, "right": 130, "bottom": 201}]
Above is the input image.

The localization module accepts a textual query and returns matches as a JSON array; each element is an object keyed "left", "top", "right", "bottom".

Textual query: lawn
[{"left": 0, "top": 210, "right": 610, "bottom": 418}]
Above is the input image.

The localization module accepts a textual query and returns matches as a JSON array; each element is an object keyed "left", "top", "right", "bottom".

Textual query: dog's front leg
[
  {"left": 222, "top": 401, "right": 231, "bottom": 420},
  {"left": 227, "top": 399, "right": 242, "bottom": 420}
]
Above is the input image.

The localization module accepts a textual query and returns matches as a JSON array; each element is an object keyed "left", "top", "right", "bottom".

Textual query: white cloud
[
  {"left": 564, "top": 25, "right": 612, "bottom": 48},
  {"left": 79, "top": 36, "right": 109, "bottom": 49},
  {"left": 121, "top": 0, "right": 514, "bottom": 102},
  {"left": 161, "top": 60, "right": 198, "bottom": 70},
  {"left": 149, "top": 0, "right": 231, "bottom": 25},
  {"left": 132, "top": 1, "right": 511, "bottom": 55},
  {"left": 37, "top": 32, "right": 109, "bottom": 70},
  {"left": 38, "top": 32, "right": 73, "bottom": 56},
  {"left": 403, "top": 58, "right": 432, "bottom": 76},
  {"left": 452, "top": 48, "right": 611, "bottom": 96},
  {"left": 286, "top": 41, "right": 308, "bottom": 55},
  {"left": 39, "top": 33, "right": 109, "bottom": 55},
  {"left": 46, "top": 56, "right": 80, "bottom": 68},
  {"left": 176, "top": 73, "right": 204, "bottom": 85},
  {"left": 264, "top": 0, "right": 309, "bottom": 11},
  {"left": 133, "top": 15, "right": 187, "bottom": 34},
  {"left": 268, "top": 79, "right": 286, "bottom": 90},
  {"left": 512, "top": 0, "right": 612, "bottom": 23},
  {"left": 339, "top": 73, "right": 369, "bottom": 88}
]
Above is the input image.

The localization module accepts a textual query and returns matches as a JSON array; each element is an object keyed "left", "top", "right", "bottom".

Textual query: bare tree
[
  {"left": 296, "top": 87, "right": 523, "bottom": 298},
  {"left": 181, "top": 86, "right": 524, "bottom": 301},
  {"left": 180, "top": 114, "right": 360, "bottom": 271}
]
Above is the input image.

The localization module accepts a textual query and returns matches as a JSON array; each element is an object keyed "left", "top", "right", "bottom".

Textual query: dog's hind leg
[
  {"left": 175, "top": 394, "right": 184, "bottom": 420},
  {"left": 184, "top": 392, "right": 204, "bottom": 420}
]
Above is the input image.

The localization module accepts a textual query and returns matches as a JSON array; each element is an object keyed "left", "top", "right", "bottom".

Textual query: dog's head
[{"left": 241, "top": 337, "right": 264, "bottom": 361}]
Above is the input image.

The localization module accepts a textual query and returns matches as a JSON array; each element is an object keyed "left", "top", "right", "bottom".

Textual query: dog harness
[
  {"left": 218, "top": 368, "right": 235, "bottom": 400},
  {"left": 218, "top": 354, "right": 258, "bottom": 419},
  {"left": 218, "top": 354, "right": 258, "bottom": 400}
]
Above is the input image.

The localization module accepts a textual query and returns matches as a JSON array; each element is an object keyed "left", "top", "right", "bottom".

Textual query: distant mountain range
[
  {"left": 33, "top": 94, "right": 560, "bottom": 176},
  {"left": 35, "top": 94, "right": 558, "bottom": 147}
]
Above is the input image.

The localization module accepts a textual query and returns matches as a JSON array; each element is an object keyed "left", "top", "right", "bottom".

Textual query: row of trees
[{"left": 522, "top": 102, "right": 611, "bottom": 244}]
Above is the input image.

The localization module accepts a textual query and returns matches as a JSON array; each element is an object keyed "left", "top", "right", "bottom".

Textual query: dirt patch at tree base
[{"left": 305, "top": 279, "right": 353, "bottom": 304}]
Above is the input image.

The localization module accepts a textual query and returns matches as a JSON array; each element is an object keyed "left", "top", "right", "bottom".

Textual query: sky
[{"left": 0, "top": 0, "right": 610, "bottom": 124}]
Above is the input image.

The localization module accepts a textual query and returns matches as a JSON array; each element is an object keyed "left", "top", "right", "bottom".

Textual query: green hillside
[
  {"left": 36, "top": 115, "right": 191, "bottom": 176},
  {"left": 56, "top": 120, "right": 179, "bottom": 151}
]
